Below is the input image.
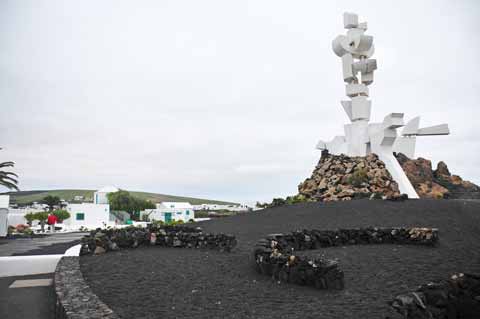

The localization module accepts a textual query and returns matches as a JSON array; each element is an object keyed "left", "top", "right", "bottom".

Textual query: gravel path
[{"left": 81, "top": 199, "right": 480, "bottom": 319}]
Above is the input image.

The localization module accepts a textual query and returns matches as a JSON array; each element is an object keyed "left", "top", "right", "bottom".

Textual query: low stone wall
[
  {"left": 80, "top": 225, "right": 237, "bottom": 255},
  {"left": 253, "top": 227, "right": 438, "bottom": 290},
  {"left": 390, "top": 273, "right": 480, "bottom": 318},
  {"left": 54, "top": 256, "right": 119, "bottom": 319}
]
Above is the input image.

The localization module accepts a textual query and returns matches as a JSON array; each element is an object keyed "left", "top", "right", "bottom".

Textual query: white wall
[
  {"left": 0, "top": 195, "right": 9, "bottom": 209},
  {"left": 192, "top": 203, "right": 250, "bottom": 212},
  {"left": 93, "top": 191, "right": 109, "bottom": 204},
  {"left": 147, "top": 207, "right": 194, "bottom": 223},
  {"left": 0, "top": 208, "right": 7, "bottom": 237},
  {"left": 65, "top": 203, "right": 111, "bottom": 229},
  {"left": 6, "top": 207, "right": 43, "bottom": 226}
]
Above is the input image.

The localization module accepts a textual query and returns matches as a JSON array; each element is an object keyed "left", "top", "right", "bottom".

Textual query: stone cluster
[
  {"left": 253, "top": 234, "right": 344, "bottom": 290},
  {"left": 298, "top": 151, "right": 402, "bottom": 202},
  {"left": 390, "top": 273, "right": 480, "bottom": 319},
  {"left": 55, "top": 257, "right": 119, "bottom": 319},
  {"left": 396, "top": 152, "right": 480, "bottom": 199},
  {"left": 253, "top": 227, "right": 438, "bottom": 290},
  {"left": 80, "top": 225, "right": 237, "bottom": 255}
]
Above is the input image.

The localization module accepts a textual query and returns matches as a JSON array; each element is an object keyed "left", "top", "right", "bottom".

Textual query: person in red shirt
[{"left": 47, "top": 213, "right": 58, "bottom": 233}]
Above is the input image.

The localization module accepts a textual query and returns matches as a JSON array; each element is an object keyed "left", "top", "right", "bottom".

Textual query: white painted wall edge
[
  {"left": 64, "top": 244, "right": 81, "bottom": 256},
  {"left": 0, "top": 254, "right": 64, "bottom": 277},
  {"left": 0, "top": 244, "right": 82, "bottom": 278}
]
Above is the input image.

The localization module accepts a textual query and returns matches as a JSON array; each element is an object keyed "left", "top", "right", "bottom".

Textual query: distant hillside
[{"left": 1, "top": 189, "right": 238, "bottom": 206}]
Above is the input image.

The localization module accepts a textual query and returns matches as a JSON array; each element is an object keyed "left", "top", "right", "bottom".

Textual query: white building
[
  {"left": 0, "top": 187, "right": 126, "bottom": 233},
  {"left": 193, "top": 203, "right": 250, "bottom": 212},
  {"left": 0, "top": 195, "right": 9, "bottom": 237},
  {"left": 94, "top": 186, "right": 119, "bottom": 204},
  {"left": 144, "top": 202, "right": 194, "bottom": 223},
  {"left": 64, "top": 203, "right": 113, "bottom": 230}
]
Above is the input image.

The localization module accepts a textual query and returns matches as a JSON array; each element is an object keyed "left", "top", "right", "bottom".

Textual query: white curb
[{"left": 0, "top": 244, "right": 82, "bottom": 277}]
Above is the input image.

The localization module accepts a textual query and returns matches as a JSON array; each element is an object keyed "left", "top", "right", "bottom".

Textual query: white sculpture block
[
  {"left": 383, "top": 113, "right": 404, "bottom": 129},
  {"left": 343, "top": 12, "right": 358, "bottom": 29},
  {"left": 361, "top": 72, "right": 374, "bottom": 85},
  {"left": 358, "top": 22, "right": 368, "bottom": 31},
  {"left": 317, "top": 12, "right": 450, "bottom": 199},
  {"left": 341, "top": 100, "right": 353, "bottom": 121},
  {"left": 351, "top": 96, "right": 371, "bottom": 121},
  {"left": 393, "top": 136, "right": 416, "bottom": 158},
  {"left": 401, "top": 117, "right": 420, "bottom": 136},
  {"left": 344, "top": 121, "right": 369, "bottom": 156},
  {"left": 353, "top": 59, "right": 377, "bottom": 74},
  {"left": 416, "top": 124, "right": 450, "bottom": 136},
  {"left": 332, "top": 35, "right": 375, "bottom": 59},
  {"left": 346, "top": 83, "right": 369, "bottom": 97},
  {"left": 355, "top": 34, "right": 374, "bottom": 52},
  {"left": 316, "top": 140, "right": 327, "bottom": 150},
  {"left": 341, "top": 54, "right": 356, "bottom": 83}
]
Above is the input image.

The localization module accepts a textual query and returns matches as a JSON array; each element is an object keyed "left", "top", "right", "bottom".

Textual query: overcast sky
[{"left": 1, "top": 0, "right": 479, "bottom": 203}]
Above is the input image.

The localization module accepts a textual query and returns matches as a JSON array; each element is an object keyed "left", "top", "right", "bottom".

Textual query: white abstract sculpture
[{"left": 317, "top": 13, "right": 450, "bottom": 198}]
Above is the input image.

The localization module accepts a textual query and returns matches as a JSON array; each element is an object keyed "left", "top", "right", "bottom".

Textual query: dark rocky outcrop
[
  {"left": 395, "top": 153, "right": 480, "bottom": 199},
  {"left": 298, "top": 150, "right": 402, "bottom": 201},
  {"left": 390, "top": 273, "right": 480, "bottom": 319}
]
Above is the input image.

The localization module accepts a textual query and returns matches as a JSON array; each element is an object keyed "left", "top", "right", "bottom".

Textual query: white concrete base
[{"left": 0, "top": 244, "right": 82, "bottom": 278}]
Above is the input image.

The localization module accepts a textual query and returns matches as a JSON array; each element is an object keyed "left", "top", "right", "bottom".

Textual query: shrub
[
  {"left": 33, "top": 211, "right": 49, "bottom": 223},
  {"left": 347, "top": 168, "right": 369, "bottom": 187},
  {"left": 24, "top": 212, "right": 36, "bottom": 226},
  {"left": 53, "top": 209, "right": 70, "bottom": 222},
  {"left": 285, "top": 194, "right": 308, "bottom": 205}
]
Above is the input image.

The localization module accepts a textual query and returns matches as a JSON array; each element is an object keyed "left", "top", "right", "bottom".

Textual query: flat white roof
[{"left": 160, "top": 202, "right": 193, "bottom": 209}]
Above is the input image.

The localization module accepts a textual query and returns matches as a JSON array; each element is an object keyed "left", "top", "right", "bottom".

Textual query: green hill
[{"left": 1, "top": 189, "right": 238, "bottom": 206}]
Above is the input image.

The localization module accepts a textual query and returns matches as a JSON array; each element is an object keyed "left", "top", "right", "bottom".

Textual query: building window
[{"left": 76, "top": 213, "right": 85, "bottom": 221}]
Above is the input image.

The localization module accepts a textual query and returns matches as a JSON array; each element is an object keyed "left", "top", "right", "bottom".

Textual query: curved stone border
[
  {"left": 253, "top": 227, "right": 438, "bottom": 290},
  {"left": 80, "top": 225, "right": 237, "bottom": 255},
  {"left": 54, "top": 227, "right": 237, "bottom": 318},
  {"left": 54, "top": 256, "right": 119, "bottom": 319},
  {"left": 390, "top": 272, "right": 480, "bottom": 318}
]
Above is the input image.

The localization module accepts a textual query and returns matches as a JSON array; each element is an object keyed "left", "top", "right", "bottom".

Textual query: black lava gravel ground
[{"left": 80, "top": 199, "right": 480, "bottom": 319}]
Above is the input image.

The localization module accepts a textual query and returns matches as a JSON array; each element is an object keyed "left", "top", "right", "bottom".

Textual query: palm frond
[
  {"left": 0, "top": 161, "right": 15, "bottom": 169},
  {"left": 0, "top": 171, "right": 18, "bottom": 178},
  {"left": 0, "top": 175, "right": 18, "bottom": 184},
  {"left": 0, "top": 180, "right": 19, "bottom": 191}
]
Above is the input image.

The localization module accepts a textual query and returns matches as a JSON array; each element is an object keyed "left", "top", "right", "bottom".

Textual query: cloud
[{"left": 1, "top": 0, "right": 479, "bottom": 203}]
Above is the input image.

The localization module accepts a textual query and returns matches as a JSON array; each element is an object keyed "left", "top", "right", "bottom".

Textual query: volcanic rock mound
[
  {"left": 298, "top": 150, "right": 401, "bottom": 201},
  {"left": 395, "top": 153, "right": 480, "bottom": 199}
]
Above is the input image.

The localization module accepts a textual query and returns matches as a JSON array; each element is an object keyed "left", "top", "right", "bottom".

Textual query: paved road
[
  {"left": 0, "top": 233, "right": 86, "bottom": 319},
  {"left": 0, "top": 273, "right": 56, "bottom": 319},
  {"left": 0, "top": 232, "right": 85, "bottom": 256}
]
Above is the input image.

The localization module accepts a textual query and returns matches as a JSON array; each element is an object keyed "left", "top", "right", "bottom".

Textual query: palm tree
[
  {"left": 42, "top": 195, "right": 61, "bottom": 211},
  {"left": 0, "top": 148, "right": 19, "bottom": 191}
]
